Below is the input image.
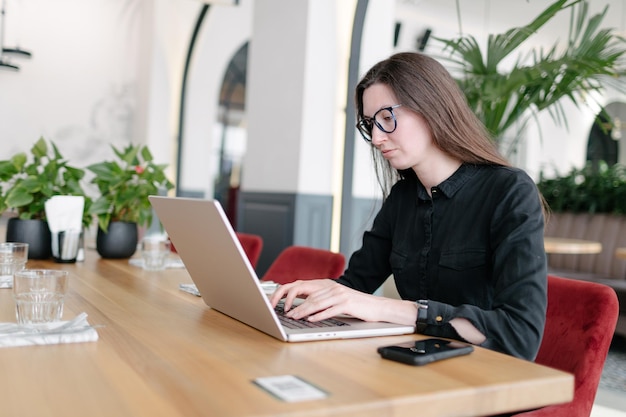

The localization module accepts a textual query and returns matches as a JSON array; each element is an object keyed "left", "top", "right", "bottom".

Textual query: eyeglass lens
[{"left": 357, "top": 106, "right": 399, "bottom": 142}]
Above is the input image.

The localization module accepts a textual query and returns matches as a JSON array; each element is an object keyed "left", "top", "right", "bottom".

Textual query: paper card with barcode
[{"left": 253, "top": 375, "right": 328, "bottom": 402}]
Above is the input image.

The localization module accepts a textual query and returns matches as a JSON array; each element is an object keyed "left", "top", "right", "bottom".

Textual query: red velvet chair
[
  {"left": 235, "top": 232, "right": 263, "bottom": 269},
  {"left": 260, "top": 246, "right": 346, "bottom": 285},
  {"left": 512, "top": 274, "right": 619, "bottom": 417}
]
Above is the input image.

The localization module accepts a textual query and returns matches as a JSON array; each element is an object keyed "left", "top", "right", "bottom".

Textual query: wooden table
[
  {"left": 544, "top": 237, "right": 603, "bottom": 254},
  {"left": 0, "top": 252, "right": 574, "bottom": 417}
]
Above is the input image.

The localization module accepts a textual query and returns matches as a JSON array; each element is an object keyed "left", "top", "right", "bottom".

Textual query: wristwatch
[{"left": 415, "top": 299, "right": 429, "bottom": 333}]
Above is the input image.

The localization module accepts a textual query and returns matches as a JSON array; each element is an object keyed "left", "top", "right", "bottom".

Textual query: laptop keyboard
[{"left": 275, "top": 302, "right": 349, "bottom": 329}]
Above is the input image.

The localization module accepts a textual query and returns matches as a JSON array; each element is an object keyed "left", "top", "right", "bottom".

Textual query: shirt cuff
[{"left": 418, "top": 300, "right": 464, "bottom": 340}]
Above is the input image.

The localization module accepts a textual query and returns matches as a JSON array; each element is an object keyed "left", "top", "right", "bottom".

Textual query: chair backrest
[
  {"left": 512, "top": 275, "right": 619, "bottom": 417},
  {"left": 260, "top": 245, "right": 346, "bottom": 285},
  {"left": 235, "top": 232, "right": 263, "bottom": 269}
]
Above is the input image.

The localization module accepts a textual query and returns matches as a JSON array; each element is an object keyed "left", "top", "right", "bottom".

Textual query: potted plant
[
  {"left": 537, "top": 161, "right": 626, "bottom": 214},
  {"left": 87, "top": 143, "right": 174, "bottom": 258},
  {"left": 0, "top": 137, "right": 91, "bottom": 259},
  {"left": 435, "top": 0, "right": 626, "bottom": 157}
]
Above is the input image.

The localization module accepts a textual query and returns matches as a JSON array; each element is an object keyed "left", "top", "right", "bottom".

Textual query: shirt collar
[{"left": 416, "top": 163, "right": 480, "bottom": 200}]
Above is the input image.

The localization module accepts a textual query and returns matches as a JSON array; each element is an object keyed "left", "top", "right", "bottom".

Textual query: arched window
[
  {"left": 214, "top": 42, "right": 248, "bottom": 227},
  {"left": 586, "top": 101, "right": 626, "bottom": 169}
]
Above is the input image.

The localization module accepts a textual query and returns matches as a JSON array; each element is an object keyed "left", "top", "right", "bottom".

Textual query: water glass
[
  {"left": 141, "top": 236, "right": 171, "bottom": 271},
  {"left": 13, "top": 269, "right": 69, "bottom": 324},
  {"left": 0, "top": 242, "right": 29, "bottom": 285}
]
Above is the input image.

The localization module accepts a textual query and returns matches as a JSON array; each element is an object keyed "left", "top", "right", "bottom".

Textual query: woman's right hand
[
  {"left": 269, "top": 278, "right": 338, "bottom": 315},
  {"left": 269, "top": 278, "right": 417, "bottom": 325}
]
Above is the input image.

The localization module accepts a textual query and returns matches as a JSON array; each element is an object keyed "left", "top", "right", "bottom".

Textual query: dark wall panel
[{"left": 238, "top": 192, "right": 332, "bottom": 276}]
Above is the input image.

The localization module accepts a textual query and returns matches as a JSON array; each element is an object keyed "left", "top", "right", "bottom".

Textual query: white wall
[
  {"left": 351, "top": 0, "right": 397, "bottom": 200},
  {"left": 242, "top": 0, "right": 353, "bottom": 196},
  {"left": 0, "top": 0, "right": 198, "bottom": 184},
  {"left": 141, "top": 0, "right": 200, "bottom": 175},
  {"left": 297, "top": 0, "right": 342, "bottom": 195},
  {"left": 242, "top": 0, "right": 309, "bottom": 194},
  {"left": 0, "top": 0, "right": 143, "bottom": 166}
]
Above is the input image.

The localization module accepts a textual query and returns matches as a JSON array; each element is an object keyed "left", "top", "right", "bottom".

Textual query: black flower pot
[
  {"left": 96, "top": 221, "right": 138, "bottom": 259},
  {"left": 6, "top": 218, "right": 52, "bottom": 259}
]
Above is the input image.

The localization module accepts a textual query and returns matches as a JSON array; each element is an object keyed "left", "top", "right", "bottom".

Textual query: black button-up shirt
[{"left": 337, "top": 164, "right": 547, "bottom": 360}]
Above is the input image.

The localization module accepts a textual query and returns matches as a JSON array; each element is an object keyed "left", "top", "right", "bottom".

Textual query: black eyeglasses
[{"left": 356, "top": 104, "right": 402, "bottom": 143}]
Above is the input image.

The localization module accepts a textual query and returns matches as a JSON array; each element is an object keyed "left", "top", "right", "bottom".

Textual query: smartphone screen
[{"left": 377, "top": 338, "right": 474, "bottom": 366}]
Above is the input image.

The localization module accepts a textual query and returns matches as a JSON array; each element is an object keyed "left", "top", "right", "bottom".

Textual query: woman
[{"left": 270, "top": 52, "right": 547, "bottom": 360}]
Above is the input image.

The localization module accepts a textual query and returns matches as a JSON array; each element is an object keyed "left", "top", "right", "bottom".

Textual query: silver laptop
[{"left": 149, "top": 196, "right": 415, "bottom": 342}]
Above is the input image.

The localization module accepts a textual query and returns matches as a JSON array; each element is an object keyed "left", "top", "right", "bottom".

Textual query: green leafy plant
[
  {"left": 0, "top": 137, "right": 91, "bottom": 226},
  {"left": 436, "top": 0, "right": 626, "bottom": 156},
  {"left": 87, "top": 144, "right": 174, "bottom": 232},
  {"left": 537, "top": 161, "right": 626, "bottom": 214}
]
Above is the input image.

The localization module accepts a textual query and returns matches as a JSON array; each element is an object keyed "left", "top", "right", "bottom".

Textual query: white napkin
[
  {"left": 0, "top": 312, "right": 99, "bottom": 348},
  {"left": 179, "top": 283, "right": 201, "bottom": 296},
  {"left": 129, "top": 258, "right": 185, "bottom": 269},
  {"left": 45, "top": 196, "right": 84, "bottom": 260}
]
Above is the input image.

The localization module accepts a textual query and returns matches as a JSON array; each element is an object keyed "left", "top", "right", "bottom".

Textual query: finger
[
  {"left": 269, "top": 284, "right": 290, "bottom": 307},
  {"left": 307, "top": 307, "right": 337, "bottom": 322},
  {"left": 286, "top": 294, "right": 331, "bottom": 320},
  {"left": 283, "top": 285, "right": 306, "bottom": 311},
  {"left": 279, "top": 279, "right": 332, "bottom": 312},
  {"left": 293, "top": 287, "right": 353, "bottom": 321}
]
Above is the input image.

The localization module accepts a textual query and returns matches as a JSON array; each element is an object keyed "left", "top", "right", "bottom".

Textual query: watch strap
[{"left": 415, "top": 299, "right": 428, "bottom": 333}]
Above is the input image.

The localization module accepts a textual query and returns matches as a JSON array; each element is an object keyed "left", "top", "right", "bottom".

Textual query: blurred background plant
[
  {"left": 87, "top": 144, "right": 174, "bottom": 232},
  {"left": 436, "top": 0, "right": 626, "bottom": 157},
  {"left": 537, "top": 161, "right": 626, "bottom": 214},
  {"left": 0, "top": 137, "right": 91, "bottom": 227}
]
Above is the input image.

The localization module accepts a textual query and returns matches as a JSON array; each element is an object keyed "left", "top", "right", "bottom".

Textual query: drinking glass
[{"left": 13, "top": 269, "right": 69, "bottom": 324}]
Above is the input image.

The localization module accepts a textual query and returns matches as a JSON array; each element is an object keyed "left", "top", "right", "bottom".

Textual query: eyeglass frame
[{"left": 356, "top": 104, "right": 402, "bottom": 143}]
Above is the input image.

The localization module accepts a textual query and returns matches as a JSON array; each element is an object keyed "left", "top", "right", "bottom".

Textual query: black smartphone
[{"left": 377, "top": 338, "right": 474, "bottom": 366}]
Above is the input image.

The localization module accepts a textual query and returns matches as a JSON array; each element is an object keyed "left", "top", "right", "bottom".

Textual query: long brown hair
[{"left": 355, "top": 52, "right": 510, "bottom": 196}]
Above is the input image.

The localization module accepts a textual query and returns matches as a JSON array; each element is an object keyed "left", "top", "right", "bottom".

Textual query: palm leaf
[{"left": 434, "top": 0, "right": 626, "bottom": 155}]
